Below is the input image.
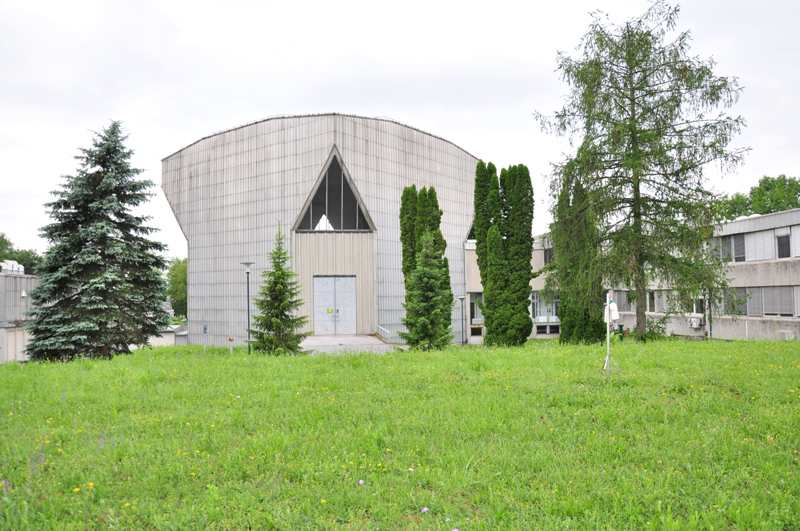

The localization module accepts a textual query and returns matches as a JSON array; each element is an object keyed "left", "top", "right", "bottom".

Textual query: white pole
[{"left": 604, "top": 290, "right": 611, "bottom": 376}]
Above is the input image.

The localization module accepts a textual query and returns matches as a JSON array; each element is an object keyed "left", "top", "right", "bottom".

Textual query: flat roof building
[{"left": 521, "top": 208, "right": 800, "bottom": 341}]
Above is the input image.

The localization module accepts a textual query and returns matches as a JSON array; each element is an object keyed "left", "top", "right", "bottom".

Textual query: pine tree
[
  {"left": 252, "top": 228, "right": 308, "bottom": 354},
  {"left": 548, "top": 161, "right": 605, "bottom": 343},
  {"left": 401, "top": 232, "right": 452, "bottom": 350},
  {"left": 27, "top": 122, "right": 168, "bottom": 361},
  {"left": 399, "top": 185, "right": 418, "bottom": 288}
]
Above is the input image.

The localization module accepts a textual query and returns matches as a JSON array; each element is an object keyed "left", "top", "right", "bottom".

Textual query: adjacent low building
[
  {"left": 517, "top": 208, "right": 800, "bottom": 341},
  {"left": 0, "top": 264, "right": 37, "bottom": 362}
]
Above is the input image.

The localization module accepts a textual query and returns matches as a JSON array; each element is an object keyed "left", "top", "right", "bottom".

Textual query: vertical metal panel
[
  {"left": 745, "top": 229, "right": 775, "bottom": 261},
  {"left": 294, "top": 232, "right": 376, "bottom": 334},
  {"left": 791, "top": 225, "right": 800, "bottom": 257},
  {"left": 162, "top": 115, "right": 478, "bottom": 345}
]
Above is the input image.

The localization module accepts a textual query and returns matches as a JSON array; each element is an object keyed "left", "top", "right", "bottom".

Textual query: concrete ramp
[{"left": 301, "top": 335, "right": 395, "bottom": 355}]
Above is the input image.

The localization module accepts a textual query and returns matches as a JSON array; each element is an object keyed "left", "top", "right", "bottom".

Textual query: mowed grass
[{"left": 1, "top": 341, "right": 799, "bottom": 529}]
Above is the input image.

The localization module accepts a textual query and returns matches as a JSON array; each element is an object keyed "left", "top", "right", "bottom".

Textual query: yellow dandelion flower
[
  {"left": 87, "top": 482, "right": 95, "bottom": 490},
  {"left": 320, "top": 498, "right": 327, "bottom": 505},
  {"left": 73, "top": 487, "right": 81, "bottom": 493}
]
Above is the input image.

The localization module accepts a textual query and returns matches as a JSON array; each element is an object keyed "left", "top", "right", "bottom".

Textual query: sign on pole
[{"left": 603, "top": 290, "right": 619, "bottom": 376}]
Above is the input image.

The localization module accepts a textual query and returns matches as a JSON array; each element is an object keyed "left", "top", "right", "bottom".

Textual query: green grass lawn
[{"left": 1, "top": 340, "right": 799, "bottom": 529}]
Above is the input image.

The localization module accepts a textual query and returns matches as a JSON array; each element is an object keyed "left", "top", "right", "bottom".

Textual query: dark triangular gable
[{"left": 293, "top": 146, "right": 375, "bottom": 232}]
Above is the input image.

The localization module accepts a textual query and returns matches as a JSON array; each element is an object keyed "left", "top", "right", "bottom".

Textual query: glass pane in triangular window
[{"left": 296, "top": 153, "right": 374, "bottom": 232}]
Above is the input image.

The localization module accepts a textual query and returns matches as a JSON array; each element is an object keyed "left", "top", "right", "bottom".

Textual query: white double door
[{"left": 313, "top": 276, "right": 357, "bottom": 335}]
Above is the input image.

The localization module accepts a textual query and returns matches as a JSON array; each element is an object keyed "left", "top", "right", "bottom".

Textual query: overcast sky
[{"left": 2, "top": 0, "right": 798, "bottom": 258}]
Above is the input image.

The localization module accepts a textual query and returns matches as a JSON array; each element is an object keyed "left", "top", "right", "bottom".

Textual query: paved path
[{"left": 301, "top": 335, "right": 397, "bottom": 355}]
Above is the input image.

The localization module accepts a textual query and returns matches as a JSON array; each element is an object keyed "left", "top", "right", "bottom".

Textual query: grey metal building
[
  {"left": 0, "top": 268, "right": 37, "bottom": 362},
  {"left": 162, "top": 114, "right": 478, "bottom": 345},
  {"left": 518, "top": 208, "right": 800, "bottom": 340}
]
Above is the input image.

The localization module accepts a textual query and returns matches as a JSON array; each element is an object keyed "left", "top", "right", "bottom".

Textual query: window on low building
[
  {"left": 544, "top": 247, "right": 554, "bottom": 265},
  {"left": 763, "top": 286, "right": 794, "bottom": 317},
  {"left": 777, "top": 234, "right": 791, "bottom": 259},
  {"left": 733, "top": 234, "right": 745, "bottom": 262},
  {"left": 746, "top": 287, "right": 763, "bottom": 316},
  {"left": 647, "top": 290, "right": 656, "bottom": 312},
  {"left": 723, "top": 287, "right": 747, "bottom": 316},
  {"left": 718, "top": 236, "right": 733, "bottom": 262},
  {"left": 616, "top": 291, "right": 631, "bottom": 312}
]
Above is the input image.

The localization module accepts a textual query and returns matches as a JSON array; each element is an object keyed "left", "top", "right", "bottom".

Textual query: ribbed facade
[{"left": 162, "top": 114, "right": 478, "bottom": 345}]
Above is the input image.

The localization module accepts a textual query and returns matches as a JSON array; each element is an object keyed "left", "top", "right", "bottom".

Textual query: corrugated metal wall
[
  {"left": 0, "top": 274, "right": 37, "bottom": 324},
  {"left": 162, "top": 114, "right": 478, "bottom": 345},
  {"left": 744, "top": 229, "right": 775, "bottom": 261},
  {"left": 294, "top": 232, "right": 375, "bottom": 334}
]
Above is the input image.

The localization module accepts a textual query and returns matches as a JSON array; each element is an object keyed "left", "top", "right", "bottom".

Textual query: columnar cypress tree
[
  {"left": 399, "top": 185, "right": 418, "bottom": 287},
  {"left": 478, "top": 164, "right": 534, "bottom": 346},
  {"left": 252, "top": 228, "right": 308, "bottom": 354},
  {"left": 473, "top": 162, "right": 499, "bottom": 288},
  {"left": 401, "top": 232, "right": 452, "bottom": 350},
  {"left": 424, "top": 188, "right": 453, "bottom": 326},
  {"left": 414, "top": 187, "right": 431, "bottom": 248},
  {"left": 482, "top": 225, "right": 512, "bottom": 346},
  {"left": 548, "top": 161, "right": 605, "bottom": 343},
  {"left": 504, "top": 165, "right": 534, "bottom": 343},
  {"left": 27, "top": 122, "right": 169, "bottom": 361}
]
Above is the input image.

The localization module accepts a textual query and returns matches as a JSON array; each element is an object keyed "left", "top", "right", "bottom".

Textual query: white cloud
[{"left": 1, "top": 0, "right": 798, "bottom": 256}]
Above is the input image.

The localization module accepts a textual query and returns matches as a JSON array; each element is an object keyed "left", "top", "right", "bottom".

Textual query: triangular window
[{"left": 295, "top": 151, "right": 374, "bottom": 232}]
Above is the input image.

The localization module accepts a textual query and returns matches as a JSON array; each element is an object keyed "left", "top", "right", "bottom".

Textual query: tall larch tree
[
  {"left": 27, "top": 122, "right": 168, "bottom": 360},
  {"left": 538, "top": 1, "right": 745, "bottom": 339},
  {"left": 252, "top": 228, "right": 308, "bottom": 354}
]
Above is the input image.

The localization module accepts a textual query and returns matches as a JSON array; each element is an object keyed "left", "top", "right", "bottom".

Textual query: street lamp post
[
  {"left": 241, "top": 262, "right": 254, "bottom": 353},
  {"left": 456, "top": 295, "right": 466, "bottom": 345}
]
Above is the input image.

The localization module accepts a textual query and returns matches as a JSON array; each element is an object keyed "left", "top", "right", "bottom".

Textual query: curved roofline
[{"left": 161, "top": 112, "right": 480, "bottom": 162}]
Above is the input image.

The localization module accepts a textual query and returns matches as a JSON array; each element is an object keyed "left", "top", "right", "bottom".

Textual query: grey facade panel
[{"left": 162, "top": 114, "right": 478, "bottom": 345}]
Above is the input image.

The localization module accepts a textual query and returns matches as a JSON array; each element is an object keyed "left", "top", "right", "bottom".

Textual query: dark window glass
[
  {"left": 648, "top": 291, "right": 656, "bottom": 312},
  {"left": 544, "top": 248, "right": 554, "bottom": 264},
  {"left": 777, "top": 235, "right": 790, "bottom": 258},
  {"left": 298, "top": 156, "right": 372, "bottom": 232},
  {"left": 536, "top": 325, "right": 548, "bottom": 335},
  {"left": 549, "top": 325, "right": 560, "bottom": 335},
  {"left": 733, "top": 234, "right": 745, "bottom": 262}
]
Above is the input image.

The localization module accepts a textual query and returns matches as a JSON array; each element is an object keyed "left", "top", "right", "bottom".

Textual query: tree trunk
[{"left": 628, "top": 64, "right": 647, "bottom": 341}]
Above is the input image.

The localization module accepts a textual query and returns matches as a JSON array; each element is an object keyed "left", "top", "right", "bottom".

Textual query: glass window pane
[
  {"left": 747, "top": 287, "right": 763, "bottom": 316},
  {"left": 777, "top": 235, "right": 790, "bottom": 258},
  {"left": 733, "top": 234, "right": 745, "bottom": 262}
]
